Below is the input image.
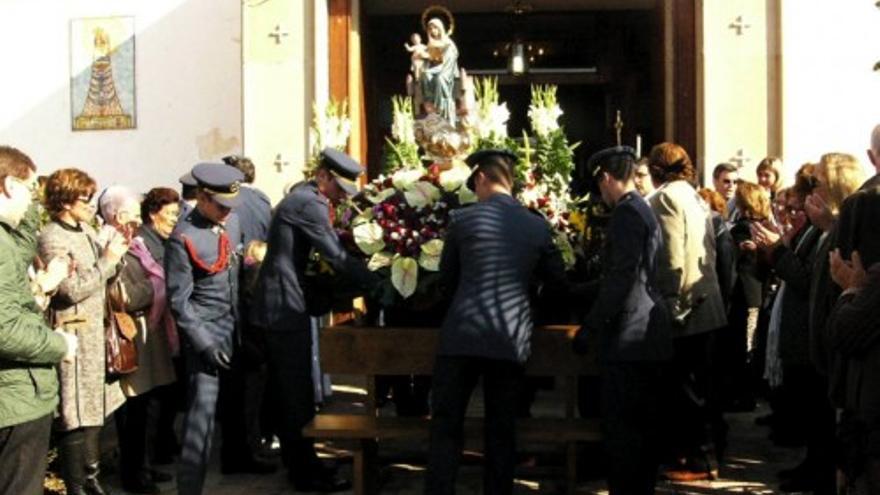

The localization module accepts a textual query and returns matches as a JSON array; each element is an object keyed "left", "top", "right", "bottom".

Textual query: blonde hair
[
  {"left": 818, "top": 152, "right": 865, "bottom": 214},
  {"left": 756, "top": 156, "right": 784, "bottom": 194},
  {"left": 735, "top": 181, "right": 771, "bottom": 221}
]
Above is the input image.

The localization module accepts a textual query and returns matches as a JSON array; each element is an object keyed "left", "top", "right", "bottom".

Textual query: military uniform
[
  {"left": 425, "top": 149, "right": 570, "bottom": 495},
  {"left": 252, "top": 149, "right": 374, "bottom": 491},
  {"left": 165, "top": 164, "right": 243, "bottom": 495}
]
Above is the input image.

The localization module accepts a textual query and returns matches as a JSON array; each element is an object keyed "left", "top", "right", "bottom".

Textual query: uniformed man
[
  {"left": 166, "top": 163, "right": 245, "bottom": 495},
  {"left": 424, "top": 149, "right": 569, "bottom": 495},
  {"left": 572, "top": 146, "right": 673, "bottom": 495},
  {"left": 178, "top": 171, "right": 198, "bottom": 219},
  {"left": 252, "top": 148, "right": 377, "bottom": 492}
]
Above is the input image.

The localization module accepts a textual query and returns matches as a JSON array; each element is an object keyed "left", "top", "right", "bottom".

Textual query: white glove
[{"left": 54, "top": 329, "right": 78, "bottom": 363}]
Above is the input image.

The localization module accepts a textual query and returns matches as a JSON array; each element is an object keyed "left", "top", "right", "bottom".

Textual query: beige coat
[
  {"left": 38, "top": 221, "right": 126, "bottom": 431},
  {"left": 649, "top": 180, "right": 727, "bottom": 337}
]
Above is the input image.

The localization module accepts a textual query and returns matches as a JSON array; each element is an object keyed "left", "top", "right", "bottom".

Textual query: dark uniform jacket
[
  {"left": 583, "top": 191, "right": 673, "bottom": 363},
  {"left": 437, "top": 193, "right": 568, "bottom": 364},
  {"left": 251, "top": 181, "right": 373, "bottom": 331},
  {"left": 165, "top": 209, "right": 241, "bottom": 354},
  {"left": 234, "top": 186, "right": 272, "bottom": 247}
]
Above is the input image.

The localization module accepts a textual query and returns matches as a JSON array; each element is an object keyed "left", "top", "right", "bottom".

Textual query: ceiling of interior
[{"left": 363, "top": 0, "right": 657, "bottom": 15}]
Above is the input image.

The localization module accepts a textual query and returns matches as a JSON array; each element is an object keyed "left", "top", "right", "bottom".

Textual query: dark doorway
[{"left": 362, "top": 8, "right": 660, "bottom": 177}]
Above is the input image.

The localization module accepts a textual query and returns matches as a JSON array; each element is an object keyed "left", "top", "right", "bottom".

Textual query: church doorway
[{"left": 358, "top": 0, "right": 696, "bottom": 177}]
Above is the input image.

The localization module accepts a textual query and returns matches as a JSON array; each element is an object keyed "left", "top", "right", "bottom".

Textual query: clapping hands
[
  {"left": 35, "top": 256, "right": 73, "bottom": 294},
  {"left": 830, "top": 249, "right": 867, "bottom": 291}
]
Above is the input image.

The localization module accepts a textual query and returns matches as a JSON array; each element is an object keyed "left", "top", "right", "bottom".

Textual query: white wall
[
  {"left": 0, "top": 0, "right": 242, "bottom": 193},
  {"left": 781, "top": 0, "right": 880, "bottom": 176}
]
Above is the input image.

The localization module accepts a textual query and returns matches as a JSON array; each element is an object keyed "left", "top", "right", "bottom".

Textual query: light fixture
[{"left": 509, "top": 40, "right": 528, "bottom": 75}]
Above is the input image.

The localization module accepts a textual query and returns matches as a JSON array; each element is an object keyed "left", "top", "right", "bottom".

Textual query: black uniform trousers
[
  {"left": 601, "top": 362, "right": 666, "bottom": 495},
  {"left": 264, "top": 328, "right": 323, "bottom": 480},
  {"left": 424, "top": 356, "right": 524, "bottom": 495},
  {"left": 177, "top": 346, "right": 223, "bottom": 495},
  {"left": 0, "top": 413, "right": 52, "bottom": 495}
]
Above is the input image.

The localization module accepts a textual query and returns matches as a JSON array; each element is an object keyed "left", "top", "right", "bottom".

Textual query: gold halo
[{"left": 421, "top": 5, "right": 455, "bottom": 37}]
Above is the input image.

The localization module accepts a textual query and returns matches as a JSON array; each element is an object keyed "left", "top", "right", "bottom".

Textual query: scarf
[{"left": 129, "top": 236, "right": 179, "bottom": 356}]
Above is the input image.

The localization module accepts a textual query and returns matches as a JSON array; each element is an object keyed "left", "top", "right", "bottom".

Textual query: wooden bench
[{"left": 303, "top": 325, "right": 600, "bottom": 495}]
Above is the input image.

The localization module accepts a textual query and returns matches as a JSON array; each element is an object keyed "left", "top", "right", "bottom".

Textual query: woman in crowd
[
  {"left": 101, "top": 186, "right": 177, "bottom": 494},
  {"left": 138, "top": 187, "right": 184, "bottom": 466},
  {"left": 756, "top": 157, "right": 784, "bottom": 199},
  {"left": 752, "top": 164, "right": 825, "bottom": 490},
  {"left": 39, "top": 169, "right": 128, "bottom": 495},
  {"left": 648, "top": 143, "right": 727, "bottom": 480}
]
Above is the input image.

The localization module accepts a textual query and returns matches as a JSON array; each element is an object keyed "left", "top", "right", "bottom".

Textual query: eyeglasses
[{"left": 76, "top": 194, "right": 95, "bottom": 206}]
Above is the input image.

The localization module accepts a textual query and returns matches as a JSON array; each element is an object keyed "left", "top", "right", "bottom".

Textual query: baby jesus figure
[{"left": 404, "top": 32, "right": 430, "bottom": 80}]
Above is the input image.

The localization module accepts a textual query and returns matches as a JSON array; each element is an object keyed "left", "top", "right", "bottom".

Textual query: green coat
[{"left": 0, "top": 205, "right": 67, "bottom": 430}]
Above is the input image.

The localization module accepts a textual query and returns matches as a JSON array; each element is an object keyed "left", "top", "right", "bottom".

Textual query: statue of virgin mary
[{"left": 419, "top": 17, "right": 460, "bottom": 126}]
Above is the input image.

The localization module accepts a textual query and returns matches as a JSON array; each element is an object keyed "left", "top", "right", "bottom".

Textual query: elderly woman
[
  {"left": 39, "top": 169, "right": 128, "bottom": 495},
  {"left": 647, "top": 143, "right": 727, "bottom": 480},
  {"left": 99, "top": 186, "right": 177, "bottom": 494},
  {"left": 138, "top": 187, "right": 183, "bottom": 466}
]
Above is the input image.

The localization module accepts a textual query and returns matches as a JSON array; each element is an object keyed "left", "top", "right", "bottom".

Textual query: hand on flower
[
  {"left": 201, "top": 345, "right": 232, "bottom": 371},
  {"left": 35, "top": 256, "right": 72, "bottom": 294},
  {"left": 830, "top": 249, "right": 867, "bottom": 291},
  {"left": 54, "top": 328, "right": 78, "bottom": 363},
  {"left": 572, "top": 326, "right": 591, "bottom": 355},
  {"left": 750, "top": 222, "right": 781, "bottom": 249}
]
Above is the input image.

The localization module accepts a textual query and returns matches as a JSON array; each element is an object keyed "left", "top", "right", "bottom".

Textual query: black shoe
[
  {"left": 221, "top": 457, "right": 278, "bottom": 475},
  {"left": 122, "top": 471, "right": 160, "bottom": 494},
  {"left": 293, "top": 473, "right": 352, "bottom": 493}
]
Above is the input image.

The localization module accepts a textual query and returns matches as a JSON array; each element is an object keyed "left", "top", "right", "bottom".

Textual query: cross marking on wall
[
  {"left": 729, "top": 16, "right": 752, "bottom": 36},
  {"left": 729, "top": 149, "right": 751, "bottom": 169},
  {"left": 273, "top": 153, "right": 290, "bottom": 173},
  {"left": 268, "top": 25, "right": 289, "bottom": 45}
]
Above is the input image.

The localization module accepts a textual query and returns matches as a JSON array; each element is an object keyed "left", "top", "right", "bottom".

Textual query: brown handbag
[{"left": 105, "top": 277, "right": 139, "bottom": 378}]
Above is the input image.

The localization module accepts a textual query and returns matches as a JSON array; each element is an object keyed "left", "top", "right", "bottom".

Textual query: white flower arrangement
[
  {"left": 471, "top": 77, "right": 510, "bottom": 146},
  {"left": 307, "top": 99, "right": 351, "bottom": 174},
  {"left": 528, "top": 85, "right": 563, "bottom": 138}
]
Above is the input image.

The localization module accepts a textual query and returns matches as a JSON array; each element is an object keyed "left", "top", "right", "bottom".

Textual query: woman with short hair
[
  {"left": 39, "top": 168, "right": 128, "bottom": 495},
  {"left": 101, "top": 186, "right": 177, "bottom": 494}
]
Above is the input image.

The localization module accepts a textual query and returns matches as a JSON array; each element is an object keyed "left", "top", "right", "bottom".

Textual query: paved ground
[{"left": 100, "top": 375, "right": 805, "bottom": 494}]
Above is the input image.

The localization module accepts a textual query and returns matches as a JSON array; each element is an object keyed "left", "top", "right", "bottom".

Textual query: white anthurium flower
[
  {"left": 352, "top": 222, "right": 385, "bottom": 255},
  {"left": 458, "top": 186, "right": 477, "bottom": 204},
  {"left": 439, "top": 162, "right": 472, "bottom": 192},
  {"left": 352, "top": 209, "right": 373, "bottom": 226},
  {"left": 368, "top": 251, "right": 394, "bottom": 271},
  {"left": 391, "top": 256, "right": 419, "bottom": 298},
  {"left": 365, "top": 188, "right": 396, "bottom": 204},
  {"left": 392, "top": 169, "right": 423, "bottom": 190},
  {"left": 404, "top": 181, "right": 441, "bottom": 208},
  {"left": 418, "top": 239, "right": 444, "bottom": 271}
]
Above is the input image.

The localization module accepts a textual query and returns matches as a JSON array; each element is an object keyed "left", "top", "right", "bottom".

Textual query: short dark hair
[
  {"left": 222, "top": 155, "right": 256, "bottom": 183},
  {"left": 596, "top": 154, "right": 636, "bottom": 183},
  {"left": 141, "top": 187, "right": 180, "bottom": 224},
  {"left": 712, "top": 162, "right": 737, "bottom": 180},
  {"left": 181, "top": 184, "right": 198, "bottom": 201},
  {"left": 476, "top": 155, "right": 514, "bottom": 189}
]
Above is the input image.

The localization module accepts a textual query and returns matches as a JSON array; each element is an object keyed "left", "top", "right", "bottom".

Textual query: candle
[{"left": 636, "top": 134, "right": 642, "bottom": 158}]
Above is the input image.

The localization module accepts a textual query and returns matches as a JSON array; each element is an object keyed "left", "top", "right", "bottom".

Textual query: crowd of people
[{"left": 0, "top": 121, "right": 878, "bottom": 495}]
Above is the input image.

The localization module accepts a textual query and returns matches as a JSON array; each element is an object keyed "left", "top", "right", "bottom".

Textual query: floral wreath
[{"left": 421, "top": 5, "right": 455, "bottom": 36}]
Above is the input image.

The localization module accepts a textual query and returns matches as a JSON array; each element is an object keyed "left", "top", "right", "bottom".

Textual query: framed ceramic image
[{"left": 70, "top": 16, "right": 136, "bottom": 131}]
